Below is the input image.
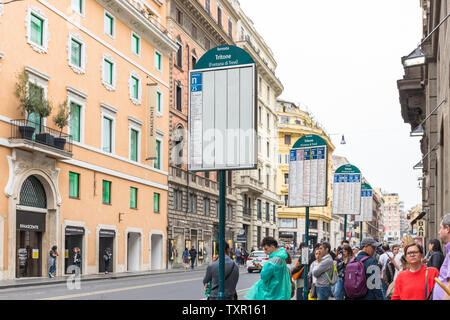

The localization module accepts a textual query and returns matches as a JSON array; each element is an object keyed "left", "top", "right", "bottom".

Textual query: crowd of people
[{"left": 201, "top": 213, "right": 450, "bottom": 300}]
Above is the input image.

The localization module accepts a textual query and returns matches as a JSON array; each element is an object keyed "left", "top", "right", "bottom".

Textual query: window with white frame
[
  {"left": 101, "top": 105, "right": 116, "bottom": 153},
  {"left": 26, "top": 7, "right": 49, "bottom": 53},
  {"left": 154, "top": 50, "right": 162, "bottom": 71},
  {"left": 131, "top": 32, "right": 140, "bottom": 56},
  {"left": 129, "top": 119, "right": 142, "bottom": 162},
  {"left": 153, "top": 133, "right": 163, "bottom": 170},
  {"left": 68, "top": 33, "right": 86, "bottom": 74},
  {"left": 104, "top": 10, "right": 115, "bottom": 38},
  {"left": 101, "top": 54, "right": 116, "bottom": 91},
  {"left": 128, "top": 71, "right": 142, "bottom": 105},
  {"left": 25, "top": 68, "right": 48, "bottom": 133},
  {"left": 156, "top": 89, "right": 163, "bottom": 115},
  {"left": 67, "top": 90, "right": 86, "bottom": 143},
  {"left": 71, "top": 0, "right": 84, "bottom": 15}
]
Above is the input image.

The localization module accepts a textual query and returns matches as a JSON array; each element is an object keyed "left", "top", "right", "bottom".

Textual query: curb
[{"left": 0, "top": 266, "right": 208, "bottom": 290}]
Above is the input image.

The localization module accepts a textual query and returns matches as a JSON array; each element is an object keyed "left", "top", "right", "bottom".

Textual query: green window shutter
[
  {"left": 102, "top": 117, "right": 112, "bottom": 152},
  {"left": 105, "top": 13, "right": 114, "bottom": 36},
  {"left": 157, "top": 92, "right": 161, "bottom": 113},
  {"left": 78, "top": 0, "right": 83, "bottom": 14},
  {"left": 70, "top": 102, "right": 81, "bottom": 142},
  {"left": 69, "top": 172, "right": 79, "bottom": 198},
  {"left": 130, "top": 129, "right": 138, "bottom": 161},
  {"left": 102, "top": 180, "right": 111, "bottom": 204},
  {"left": 130, "top": 187, "right": 137, "bottom": 209},
  {"left": 131, "top": 77, "right": 139, "bottom": 99},
  {"left": 132, "top": 34, "right": 140, "bottom": 54},
  {"left": 155, "top": 52, "right": 161, "bottom": 70},
  {"left": 30, "top": 13, "right": 43, "bottom": 46},
  {"left": 71, "top": 39, "right": 82, "bottom": 67},
  {"left": 104, "top": 60, "right": 113, "bottom": 85},
  {"left": 154, "top": 193, "right": 160, "bottom": 213},
  {"left": 154, "top": 140, "right": 161, "bottom": 169}
]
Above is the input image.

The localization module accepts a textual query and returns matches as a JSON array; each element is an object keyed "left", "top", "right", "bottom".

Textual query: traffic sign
[
  {"left": 288, "top": 134, "right": 328, "bottom": 207},
  {"left": 332, "top": 164, "right": 362, "bottom": 215}
]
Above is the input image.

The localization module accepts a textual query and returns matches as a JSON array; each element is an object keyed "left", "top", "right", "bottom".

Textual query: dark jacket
[
  {"left": 189, "top": 249, "right": 197, "bottom": 258},
  {"left": 74, "top": 252, "right": 82, "bottom": 266},
  {"left": 427, "top": 251, "right": 445, "bottom": 271},
  {"left": 351, "top": 251, "right": 383, "bottom": 300}
]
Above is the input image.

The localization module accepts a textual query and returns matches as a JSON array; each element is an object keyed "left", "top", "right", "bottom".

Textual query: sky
[{"left": 239, "top": 0, "right": 424, "bottom": 210}]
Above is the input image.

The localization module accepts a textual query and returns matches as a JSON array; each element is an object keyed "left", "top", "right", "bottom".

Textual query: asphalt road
[{"left": 0, "top": 265, "right": 265, "bottom": 300}]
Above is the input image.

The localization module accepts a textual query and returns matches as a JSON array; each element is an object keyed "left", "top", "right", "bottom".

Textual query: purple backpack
[{"left": 344, "top": 256, "right": 370, "bottom": 299}]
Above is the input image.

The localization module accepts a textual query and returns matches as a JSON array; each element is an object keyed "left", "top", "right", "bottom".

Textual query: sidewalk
[{"left": 0, "top": 265, "right": 208, "bottom": 290}]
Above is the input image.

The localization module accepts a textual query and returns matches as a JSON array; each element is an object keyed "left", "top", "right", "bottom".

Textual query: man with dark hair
[
  {"left": 245, "top": 237, "right": 291, "bottom": 300},
  {"left": 311, "top": 241, "right": 335, "bottom": 300},
  {"left": 203, "top": 241, "right": 239, "bottom": 300},
  {"left": 378, "top": 243, "right": 394, "bottom": 299}
]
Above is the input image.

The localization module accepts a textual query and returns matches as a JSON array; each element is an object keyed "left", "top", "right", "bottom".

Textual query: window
[
  {"left": 309, "top": 219, "right": 318, "bottom": 229},
  {"left": 228, "top": 19, "right": 233, "bottom": 38},
  {"left": 203, "top": 198, "right": 210, "bottom": 215},
  {"left": 215, "top": 200, "right": 219, "bottom": 217},
  {"left": 176, "top": 8, "right": 183, "bottom": 25},
  {"left": 188, "top": 193, "right": 197, "bottom": 212},
  {"left": 156, "top": 90, "right": 162, "bottom": 114},
  {"left": 266, "top": 142, "right": 270, "bottom": 157},
  {"left": 191, "top": 54, "right": 197, "bottom": 69},
  {"left": 257, "top": 226, "right": 261, "bottom": 248},
  {"left": 278, "top": 219, "right": 297, "bottom": 228},
  {"left": 217, "top": 7, "right": 222, "bottom": 28},
  {"left": 130, "top": 129, "right": 138, "bottom": 161},
  {"left": 132, "top": 33, "right": 140, "bottom": 55},
  {"left": 102, "top": 55, "right": 115, "bottom": 90},
  {"left": 102, "top": 180, "right": 111, "bottom": 204},
  {"left": 131, "top": 76, "right": 139, "bottom": 99},
  {"left": 69, "top": 102, "right": 81, "bottom": 142},
  {"left": 155, "top": 51, "right": 162, "bottom": 71},
  {"left": 130, "top": 187, "right": 137, "bottom": 209},
  {"left": 129, "top": 72, "right": 142, "bottom": 104},
  {"left": 266, "top": 228, "right": 270, "bottom": 237},
  {"left": 267, "top": 113, "right": 270, "bottom": 129},
  {"left": 175, "top": 41, "right": 183, "bottom": 68},
  {"left": 154, "top": 193, "right": 160, "bottom": 213},
  {"left": 284, "top": 173, "right": 289, "bottom": 185},
  {"left": 258, "top": 107, "right": 262, "bottom": 123},
  {"left": 69, "top": 172, "right": 80, "bottom": 198},
  {"left": 284, "top": 195, "right": 288, "bottom": 206},
  {"left": 70, "top": 39, "right": 82, "bottom": 67},
  {"left": 104, "top": 12, "right": 114, "bottom": 37},
  {"left": 227, "top": 204, "right": 233, "bottom": 220},
  {"left": 267, "top": 85, "right": 270, "bottom": 103},
  {"left": 284, "top": 135, "right": 291, "bottom": 145},
  {"left": 175, "top": 82, "right": 182, "bottom": 111},
  {"left": 174, "top": 190, "right": 182, "bottom": 210},
  {"left": 72, "top": 0, "right": 84, "bottom": 15},
  {"left": 257, "top": 199, "right": 261, "bottom": 219},
  {"left": 102, "top": 116, "right": 113, "bottom": 152},
  {"left": 273, "top": 205, "right": 276, "bottom": 223},
  {"left": 153, "top": 139, "right": 161, "bottom": 169},
  {"left": 265, "top": 202, "right": 269, "bottom": 221},
  {"left": 30, "top": 13, "right": 43, "bottom": 46}
]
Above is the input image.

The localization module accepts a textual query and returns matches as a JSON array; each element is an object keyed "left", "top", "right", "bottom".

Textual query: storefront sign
[
  {"left": 16, "top": 210, "right": 46, "bottom": 232},
  {"left": 32, "top": 249, "right": 39, "bottom": 259},
  {"left": 99, "top": 229, "right": 115, "bottom": 238},
  {"left": 288, "top": 134, "right": 328, "bottom": 207},
  {"left": 146, "top": 85, "right": 157, "bottom": 160},
  {"left": 65, "top": 226, "right": 85, "bottom": 235},
  {"left": 417, "top": 219, "right": 426, "bottom": 237}
]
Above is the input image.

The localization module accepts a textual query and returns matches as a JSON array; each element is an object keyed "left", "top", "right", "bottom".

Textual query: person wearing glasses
[{"left": 391, "top": 243, "right": 439, "bottom": 300}]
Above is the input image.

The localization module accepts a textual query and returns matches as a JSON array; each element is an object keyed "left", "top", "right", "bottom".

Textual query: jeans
[
  {"left": 381, "top": 282, "right": 387, "bottom": 300},
  {"left": 296, "top": 287, "right": 305, "bottom": 300},
  {"left": 191, "top": 257, "right": 195, "bottom": 269},
  {"left": 316, "top": 286, "right": 332, "bottom": 300},
  {"left": 49, "top": 264, "right": 56, "bottom": 276},
  {"left": 334, "top": 277, "right": 345, "bottom": 300}
]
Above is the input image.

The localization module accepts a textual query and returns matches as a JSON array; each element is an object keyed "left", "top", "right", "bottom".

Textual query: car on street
[{"left": 246, "top": 251, "right": 269, "bottom": 273}]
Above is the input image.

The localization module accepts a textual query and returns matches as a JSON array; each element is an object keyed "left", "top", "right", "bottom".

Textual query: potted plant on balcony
[
  {"left": 14, "top": 70, "right": 41, "bottom": 140},
  {"left": 52, "top": 100, "right": 69, "bottom": 150},
  {"left": 33, "top": 98, "right": 53, "bottom": 146}
]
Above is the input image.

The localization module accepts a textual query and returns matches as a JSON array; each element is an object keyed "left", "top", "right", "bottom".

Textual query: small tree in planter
[
  {"left": 14, "top": 69, "right": 42, "bottom": 139},
  {"left": 33, "top": 97, "right": 53, "bottom": 146},
  {"left": 52, "top": 100, "right": 69, "bottom": 150}
]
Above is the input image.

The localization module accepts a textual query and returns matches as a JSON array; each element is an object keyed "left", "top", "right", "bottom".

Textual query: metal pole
[
  {"left": 343, "top": 215, "right": 347, "bottom": 242},
  {"left": 218, "top": 170, "right": 226, "bottom": 300},
  {"left": 303, "top": 206, "right": 309, "bottom": 300},
  {"left": 360, "top": 222, "right": 363, "bottom": 243}
]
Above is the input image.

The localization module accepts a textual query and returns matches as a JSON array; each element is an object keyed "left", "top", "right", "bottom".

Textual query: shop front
[
  {"left": 64, "top": 226, "right": 84, "bottom": 274},
  {"left": 99, "top": 229, "right": 115, "bottom": 273}
]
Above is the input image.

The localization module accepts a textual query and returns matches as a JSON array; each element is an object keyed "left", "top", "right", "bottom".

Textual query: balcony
[
  {"left": 9, "top": 119, "right": 73, "bottom": 159},
  {"left": 236, "top": 175, "right": 263, "bottom": 195},
  {"left": 243, "top": 207, "right": 252, "bottom": 216}
]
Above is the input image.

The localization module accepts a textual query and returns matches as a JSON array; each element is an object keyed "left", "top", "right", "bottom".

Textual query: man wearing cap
[{"left": 352, "top": 237, "right": 383, "bottom": 300}]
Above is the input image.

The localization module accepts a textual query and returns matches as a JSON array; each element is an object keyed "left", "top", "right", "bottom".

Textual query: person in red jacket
[{"left": 392, "top": 242, "right": 439, "bottom": 300}]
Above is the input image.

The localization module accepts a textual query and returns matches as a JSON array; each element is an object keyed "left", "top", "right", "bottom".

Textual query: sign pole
[
  {"left": 218, "top": 170, "right": 226, "bottom": 300},
  {"left": 343, "top": 214, "right": 347, "bottom": 241},
  {"left": 303, "top": 206, "right": 310, "bottom": 300},
  {"left": 360, "top": 222, "right": 363, "bottom": 243}
]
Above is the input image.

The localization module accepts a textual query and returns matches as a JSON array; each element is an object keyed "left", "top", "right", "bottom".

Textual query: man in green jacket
[{"left": 245, "top": 237, "right": 291, "bottom": 300}]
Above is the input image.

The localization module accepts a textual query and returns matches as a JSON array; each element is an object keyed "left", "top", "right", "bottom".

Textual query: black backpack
[{"left": 382, "top": 260, "right": 396, "bottom": 287}]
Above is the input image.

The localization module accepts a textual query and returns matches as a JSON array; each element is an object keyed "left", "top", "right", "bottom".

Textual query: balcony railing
[
  {"left": 243, "top": 207, "right": 252, "bottom": 216},
  {"left": 10, "top": 119, "right": 73, "bottom": 155}
]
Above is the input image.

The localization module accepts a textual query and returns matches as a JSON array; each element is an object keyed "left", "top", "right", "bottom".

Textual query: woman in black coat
[
  {"left": 104, "top": 248, "right": 112, "bottom": 274},
  {"left": 426, "top": 239, "right": 445, "bottom": 271},
  {"left": 73, "top": 247, "right": 82, "bottom": 272}
]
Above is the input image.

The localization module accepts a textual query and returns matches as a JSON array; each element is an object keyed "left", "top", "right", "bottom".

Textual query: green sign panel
[
  {"left": 361, "top": 182, "right": 372, "bottom": 190},
  {"left": 194, "top": 45, "right": 255, "bottom": 70},
  {"left": 292, "top": 134, "right": 327, "bottom": 149},
  {"left": 335, "top": 164, "right": 361, "bottom": 174}
]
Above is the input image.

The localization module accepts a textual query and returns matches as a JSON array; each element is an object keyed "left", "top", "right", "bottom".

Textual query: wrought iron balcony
[{"left": 9, "top": 119, "right": 73, "bottom": 158}]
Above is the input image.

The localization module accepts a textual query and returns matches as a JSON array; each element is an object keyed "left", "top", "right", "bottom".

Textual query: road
[{"left": 0, "top": 265, "right": 265, "bottom": 300}]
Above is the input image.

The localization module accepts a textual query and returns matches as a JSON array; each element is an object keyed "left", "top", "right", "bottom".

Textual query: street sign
[
  {"left": 188, "top": 45, "right": 256, "bottom": 171},
  {"left": 288, "top": 134, "right": 328, "bottom": 207},
  {"left": 356, "top": 183, "right": 373, "bottom": 222},
  {"left": 332, "top": 164, "right": 362, "bottom": 215},
  {"left": 417, "top": 219, "right": 426, "bottom": 237}
]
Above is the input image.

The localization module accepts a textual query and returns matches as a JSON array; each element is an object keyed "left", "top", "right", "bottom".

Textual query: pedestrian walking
[
  {"left": 73, "top": 247, "right": 82, "bottom": 273},
  {"left": 203, "top": 242, "right": 239, "bottom": 300},
  {"left": 182, "top": 247, "right": 190, "bottom": 270},
  {"left": 344, "top": 237, "right": 383, "bottom": 300},
  {"left": 241, "top": 248, "right": 248, "bottom": 266},
  {"left": 391, "top": 243, "right": 439, "bottom": 300},
  {"left": 103, "top": 247, "right": 112, "bottom": 274},
  {"left": 291, "top": 243, "right": 306, "bottom": 300},
  {"left": 48, "top": 245, "right": 58, "bottom": 278},
  {"left": 235, "top": 247, "right": 241, "bottom": 266},
  {"left": 245, "top": 237, "right": 291, "bottom": 300},
  {"left": 425, "top": 239, "right": 445, "bottom": 271},
  {"left": 383, "top": 245, "right": 399, "bottom": 298},
  {"left": 334, "top": 244, "right": 353, "bottom": 300},
  {"left": 311, "top": 242, "right": 337, "bottom": 300},
  {"left": 432, "top": 214, "right": 450, "bottom": 300},
  {"left": 378, "top": 243, "right": 395, "bottom": 299},
  {"left": 189, "top": 245, "right": 197, "bottom": 270},
  {"left": 307, "top": 247, "right": 321, "bottom": 300}
]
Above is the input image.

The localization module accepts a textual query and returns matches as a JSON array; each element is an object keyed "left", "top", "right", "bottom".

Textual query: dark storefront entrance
[
  {"left": 65, "top": 226, "right": 84, "bottom": 274},
  {"left": 16, "top": 210, "right": 46, "bottom": 278},
  {"left": 99, "top": 229, "right": 115, "bottom": 273}
]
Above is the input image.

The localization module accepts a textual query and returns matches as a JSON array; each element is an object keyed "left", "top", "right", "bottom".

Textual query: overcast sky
[{"left": 239, "top": 0, "right": 423, "bottom": 210}]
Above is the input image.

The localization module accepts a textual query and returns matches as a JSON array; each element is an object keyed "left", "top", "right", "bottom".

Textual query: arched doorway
[{"left": 16, "top": 175, "right": 47, "bottom": 278}]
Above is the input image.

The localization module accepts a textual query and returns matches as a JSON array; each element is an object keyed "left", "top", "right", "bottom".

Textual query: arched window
[{"left": 20, "top": 176, "right": 47, "bottom": 208}]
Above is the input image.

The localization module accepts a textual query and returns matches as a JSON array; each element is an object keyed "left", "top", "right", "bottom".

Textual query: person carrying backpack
[
  {"left": 312, "top": 242, "right": 337, "bottom": 300},
  {"left": 344, "top": 237, "right": 383, "bottom": 300}
]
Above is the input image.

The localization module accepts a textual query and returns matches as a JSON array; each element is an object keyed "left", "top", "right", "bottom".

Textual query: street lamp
[
  {"left": 329, "top": 133, "right": 347, "bottom": 145},
  {"left": 340, "top": 134, "right": 346, "bottom": 145},
  {"left": 402, "top": 47, "right": 426, "bottom": 68}
]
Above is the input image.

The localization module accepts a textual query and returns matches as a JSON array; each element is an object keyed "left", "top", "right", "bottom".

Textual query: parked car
[{"left": 246, "top": 251, "right": 269, "bottom": 273}]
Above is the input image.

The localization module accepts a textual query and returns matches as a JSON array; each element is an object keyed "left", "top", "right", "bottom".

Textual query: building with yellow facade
[
  {"left": 276, "top": 99, "right": 335, "bottom": 247},
  {"left": 0, "top": 0, "right": 177, "bottom": 279}
]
